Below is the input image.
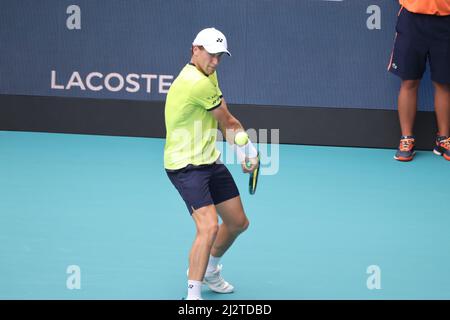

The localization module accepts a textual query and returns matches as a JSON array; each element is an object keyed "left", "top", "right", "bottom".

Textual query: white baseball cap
[{"left": 192, "top": 27, "right": 231, "bottom": 56}]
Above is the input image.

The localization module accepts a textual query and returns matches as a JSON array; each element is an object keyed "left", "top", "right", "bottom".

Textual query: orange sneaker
[
  {"left": 394, "top": 136, "right": 416, "bottom": 161},
  {"left": 433, "top": 134, "right": 450, "bottom": 161}
]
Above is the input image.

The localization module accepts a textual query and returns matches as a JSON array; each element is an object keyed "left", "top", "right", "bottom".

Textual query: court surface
[{"left": 1, "top": 131, "right": 449, "bottom": 299}]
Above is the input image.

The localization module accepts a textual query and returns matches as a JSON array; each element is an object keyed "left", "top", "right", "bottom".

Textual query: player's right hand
[{"left": 242, "top": 156, "right": 259, "bottom": 173}]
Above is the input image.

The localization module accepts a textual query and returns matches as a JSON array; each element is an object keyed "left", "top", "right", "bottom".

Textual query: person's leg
[
  {"left": 426, "top": 11, "right": 450, "bottom": 159},
  {"left": 167, "top": 165, "right": 223, "bottom": 299},
  {"left": 432, "top": 82, "right": 450, "bottom": 160},
  {"left": 433, "top": 81, "right": 450, "bottom": 137},
  {"left": 187, "top": 204, "right": 219, "bottom": 299},
  {"left": 207, "top": 163, "right": 248, "bottom": 258},
  {"left": 388, "top": 8, "right": 426, "bottom": 161},
  {"left": 211, "top": 196, "right": 249, "bottom": 258},
  {"left": 394, "top": 80, "right": 420, "bottom": 161},
  {"left": 200, "top": 163, "right": 248, "bottom": 293},
  {"left": 197, "top": 196, "right": 248, "bottom": 294},
  {"left": 398, "top": 79, "right": 420, "bottom": 136},
  {"left": 189, "top": 204, "right": 219, "bottom": 280}
]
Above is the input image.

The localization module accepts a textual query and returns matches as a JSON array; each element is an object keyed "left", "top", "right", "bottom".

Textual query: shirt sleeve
[
  {"left": 208, "top": 71, "right": 223, "bottom": 98},
  {"left": 190, "top": 72, "right": 223, "bottom": 111}
]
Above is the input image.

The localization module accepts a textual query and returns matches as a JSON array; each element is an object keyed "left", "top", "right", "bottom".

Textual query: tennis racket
[{"left": 246, "top": 153, "right": 260, "bottom": 195}]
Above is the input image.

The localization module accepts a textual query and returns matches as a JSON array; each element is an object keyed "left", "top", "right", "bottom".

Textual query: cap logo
[{"left": 216, "top": 38, "right": 223, "bottom": 43}]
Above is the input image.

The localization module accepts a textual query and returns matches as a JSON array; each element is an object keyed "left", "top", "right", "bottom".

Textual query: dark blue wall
[{"left": 0, "top": 0, "right": 435, "bottom": 111}]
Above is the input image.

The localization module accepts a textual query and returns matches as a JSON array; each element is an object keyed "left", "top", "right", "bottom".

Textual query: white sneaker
[
  {"left": 186, "top": 265, "right": 234, "bottom": 294},
  {"left": 203, "top": 265, "right": 234, "bottom": 294}
]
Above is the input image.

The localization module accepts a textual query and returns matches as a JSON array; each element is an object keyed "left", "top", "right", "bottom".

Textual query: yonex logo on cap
[{"left": 217, "top": 38, "right": 223, "bottom": 43}]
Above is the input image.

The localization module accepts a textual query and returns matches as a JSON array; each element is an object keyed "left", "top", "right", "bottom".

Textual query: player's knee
[
  {"left": 240, "top": 217, "right": 250, "bottom": 232},
  {"left": 232, "top": 216, "right": 249, "bottom": 234},
  {"left": 198, "top": 222, "right": 219, "bottom": 238},
  {"left": 401, "top": 80, "right": 420, "bottom": 91},
  {"left": 432, "top": 82, "right": 450, "bottom": 93}
]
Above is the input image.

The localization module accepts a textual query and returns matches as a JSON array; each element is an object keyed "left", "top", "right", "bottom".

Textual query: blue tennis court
[{"left": 1, "top": 130, "right": 449, "bottom": 300}]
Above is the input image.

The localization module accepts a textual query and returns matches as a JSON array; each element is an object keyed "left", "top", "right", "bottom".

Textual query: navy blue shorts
[
  {"left": 388, "top": 7, "right": 450, "bottom": 83},
  {"left": 166, "top": 162, "right": 240, "bottom": 214}
]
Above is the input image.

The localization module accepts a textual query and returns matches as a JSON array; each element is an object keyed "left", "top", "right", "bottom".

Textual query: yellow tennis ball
[{"left": 235, "top": 131, "right": 249, "bottom": 146}]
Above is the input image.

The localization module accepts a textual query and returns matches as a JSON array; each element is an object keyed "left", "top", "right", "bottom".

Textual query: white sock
[
  {"left": 206, "top": 255, "right": 221, "bottom": 274},
  {"left": 186, "top": 280, "right": 202, "bottom": 300}
]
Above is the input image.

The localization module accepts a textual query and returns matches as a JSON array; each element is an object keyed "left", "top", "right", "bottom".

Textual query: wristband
[{"left": 235, "top": 140, "right": 258, "bottom": 162}]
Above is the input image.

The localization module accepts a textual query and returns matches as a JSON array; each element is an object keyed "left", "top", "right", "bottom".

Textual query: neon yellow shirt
[{"left": 164, "top": 64, "right": 223, "bottom": 170}]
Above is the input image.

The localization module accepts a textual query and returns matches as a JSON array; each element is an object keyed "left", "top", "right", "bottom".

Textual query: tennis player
[{"left": 164, "top": 27, "right": 259, "bottom": 300}]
